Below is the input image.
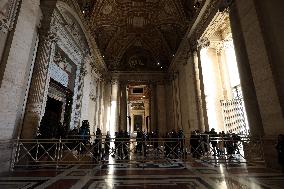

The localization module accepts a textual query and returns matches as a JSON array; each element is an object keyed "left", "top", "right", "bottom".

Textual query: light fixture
[
  {"left": 161, "top": 66, "right": 163, "bottom": 69},
  {"left": 143, "top": 95, "right": 145, "bottom": 98},
  {"left": 157, "top": 62, "right": 160, "bottom": 65},
  {"left": 82, "top": 10, "right": 85, "bottom": 14}
]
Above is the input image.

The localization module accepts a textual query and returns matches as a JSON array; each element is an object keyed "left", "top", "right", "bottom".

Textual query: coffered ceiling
[{"left": 78, "top": 0, "right": 195, "bottom": 71}]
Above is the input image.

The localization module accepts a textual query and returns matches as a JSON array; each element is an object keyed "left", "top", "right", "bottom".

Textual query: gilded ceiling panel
[{"left": 78, "top": 0, "right": 195, "bottom": 71}]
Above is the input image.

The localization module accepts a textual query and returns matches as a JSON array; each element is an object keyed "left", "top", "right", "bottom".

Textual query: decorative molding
[
  {"left": 80, "top": 65, "right": 88, "bottom": 76},
  {"left": 53, "top": 10, "right": 83, "bottom": 64},
  {"left": 89, "top": 92, "right": 97, "bottom": 101},
  {"left": 0, "top": 0, "right": 21, "bottom": 33}
]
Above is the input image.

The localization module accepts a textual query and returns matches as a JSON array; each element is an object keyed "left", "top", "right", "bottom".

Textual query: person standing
[{"left": 276, "top": 134, "right": 284, "bottom": 172}]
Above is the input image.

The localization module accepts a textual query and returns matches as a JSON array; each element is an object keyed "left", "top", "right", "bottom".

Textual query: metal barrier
[{"left": 10, "top": 135, "right": 265, "bottom": 171}]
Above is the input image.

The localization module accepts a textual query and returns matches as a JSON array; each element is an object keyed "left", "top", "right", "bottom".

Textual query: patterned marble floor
[{"left": 0, "top": 160, "right": 284, "bottom": 189}]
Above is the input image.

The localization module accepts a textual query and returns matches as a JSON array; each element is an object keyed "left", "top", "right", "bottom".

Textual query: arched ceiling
[{"left": 78, "top": 0, "right": 195, "bottom": 71}]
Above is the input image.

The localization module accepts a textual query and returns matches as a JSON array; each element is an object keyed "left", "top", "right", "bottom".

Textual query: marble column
[
  {"left": 97, "top": 79, "right": 103, "bottom": 130},
  {"left": 229, "top": 0, "right": 284, "bottom": 170},
  {"left": 175, "top": 72, "right": 183, "bottom": 130},
  {"left": 229, "top": 1, "right": 264, "bottom": 136},
  {"left": 120, "top": 82, "right": 127, "bottom": 132},
  {"left": 94, "top": 78, "right": 99, "bottom": 131},
  {"left": 206, "top": 47, "right": 225, "bottom": 132},
  {"left": 69, "top": 64, "right": 81, "bottom": 129},
  {"left": 217, "top": 48, "right": 232, "bottom": 100},
  {"left": 156, "top": 83, "right": 167, "bottom": 132},
  {"left": 21, "top": 30, "right": 57, "bottom": 138},
  {"left": 172, "top": 74, "right": 178, "bottom": 130},
  {"left": 192, "top": 51, "right": 205, "bottom": 132},
  {"left": 0, "top": 0, "right": 42, "bottom": 173},
  {"left": 150, "top": 83, "right": 157, "bottom": 132},
  {"left": 102, "top": 81, "right": 111, "bottom": 134},
  {"left": 98, "top": 80, "right": 105, "bottom": 133},
  {"left": 196, "top": 49, "right": 209, "bottom": 132},
  {"left": 111, "top": 80, "right": 119, "bottom": 133},
  {"left": 144, "top": 100, "right": 150, "bottom": 132},
  {"left": 74, "top": 59, "right": 89, "bottom": 128}
]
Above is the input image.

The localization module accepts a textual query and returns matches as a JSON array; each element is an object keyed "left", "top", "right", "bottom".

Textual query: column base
[
  {"left": 0, "top": 140, "right": 13, "bottom": 175},
  {"left": 262, "top": 137, "right": 282, "bottom": 170}
]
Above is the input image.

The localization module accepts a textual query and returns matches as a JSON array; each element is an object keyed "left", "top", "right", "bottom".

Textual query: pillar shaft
[
  {"left": 150, "top": 83, "right": 157, "bottom": 132},
  {"left": 111, "top": 80, "right": 119, "bottom": 132},
  {"left": 196, "top": 50, "right": 209, "bottom": 132},
  {"left": 21, "top": 31, "right": 57, "bottom": 138},
  {"left": 120, "top": 83, "right": 127, "bottom": 131},
  {"left": 229, "top": 1, "right": 264, "bottom": 136}
]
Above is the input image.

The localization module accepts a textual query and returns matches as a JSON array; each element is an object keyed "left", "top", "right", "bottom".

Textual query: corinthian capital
[
  {"left": 47, "top": 31, "right": 58, "bottom": 43},
  {"left": 0, "top": 19, "right": 9, "bottom": 33},
  {"left": 38, "top": 27, "right": 58, "bottom": 44},
  {"left": 219, "top": 0, "right": 234, "bottom": 11},
  {"left": 197, "top": 37, "right": 210, "bottom": 49}
]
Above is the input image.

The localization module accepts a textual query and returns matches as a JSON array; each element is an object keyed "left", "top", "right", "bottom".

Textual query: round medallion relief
[{"left": 102, "top": 5, "right": 112, "bottom": 15}]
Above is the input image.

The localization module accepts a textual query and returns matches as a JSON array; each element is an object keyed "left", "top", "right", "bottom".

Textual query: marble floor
[{"left": 0, "top": 159, "right": 283, "bottom": 189}]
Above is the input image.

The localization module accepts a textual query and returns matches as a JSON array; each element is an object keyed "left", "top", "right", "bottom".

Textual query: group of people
[
  {"left": 67, "top": 125, "right": 284, "bottom": 173},
  {"left": 90, "top": 128, "right": 186, "bottom": 160},
  {"left": 190, "top": 128, "right": 241, "bottom": 159},
  {"left": 69, "top": 124, "right": 245, "bottom": 161}
]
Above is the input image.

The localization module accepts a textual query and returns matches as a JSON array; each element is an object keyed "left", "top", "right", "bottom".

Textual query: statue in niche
[{"left": 0, "top": 0, "right": 9, "bottom": 18}]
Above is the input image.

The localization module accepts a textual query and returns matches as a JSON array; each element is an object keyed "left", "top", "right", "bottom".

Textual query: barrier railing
[{"left": 9, "top": 135, "right": 265, "bottom": 171}]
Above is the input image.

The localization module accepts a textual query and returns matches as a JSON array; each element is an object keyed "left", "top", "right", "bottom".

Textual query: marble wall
[
  {"left": 0, "top": 0, "right": 41, "bottom": 172},
  {"left": 0, "top": 0, "right": 107, "bottom": 173}
]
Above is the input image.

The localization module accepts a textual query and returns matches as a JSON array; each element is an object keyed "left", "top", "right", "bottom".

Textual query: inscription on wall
[{"left": 49, "top": 62, "right": 69, "bottom": 87}]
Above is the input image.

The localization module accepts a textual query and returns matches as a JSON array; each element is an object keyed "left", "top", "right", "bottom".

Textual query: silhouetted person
[
  {"left": 104, "top": 131, "right": 110, "bottom": 159},
  {"left": 123, "top": 131, "right": 130, "bottom": 159},
  {"left": 209, "top": 128, "right": 217, "bottom": 156},
  {"left": 190, "top": 131, "right": 200, "bottom": 158},
  {"left": 93, "top": 128, "right": 102, "bottom": 162},
  {"left": 276, "top": 134, "right": 284, "bottom": 172},
  {"left": 136, "top": 129, "right": 142, "bottom": 153}
]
